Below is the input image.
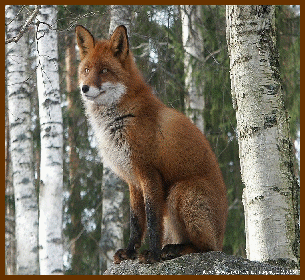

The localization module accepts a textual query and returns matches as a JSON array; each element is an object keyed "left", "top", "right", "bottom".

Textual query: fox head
[{"left": 75, "top": 25, "right": 132, "bottom": 106}]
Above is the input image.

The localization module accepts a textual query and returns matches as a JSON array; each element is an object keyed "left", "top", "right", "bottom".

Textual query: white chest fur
[{"left": 85, "top": 103, "right": 134, "bottom": 183}]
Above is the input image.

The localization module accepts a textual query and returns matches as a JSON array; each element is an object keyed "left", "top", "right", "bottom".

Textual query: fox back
[{"left": 76, "top": 25, "right": 228, "bottom": 264}]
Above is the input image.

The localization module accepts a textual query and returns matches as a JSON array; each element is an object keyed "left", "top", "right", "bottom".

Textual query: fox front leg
[
  {"left": 138, "top": 172, "right": 165, "bottom": 264},
  {"left": 113, "top": 185, "right": 146, "bottom": 264}
]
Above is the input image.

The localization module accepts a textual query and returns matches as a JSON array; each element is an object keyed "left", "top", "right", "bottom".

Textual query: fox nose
[{"left": 82, "top": 85, "right": 90, "bottom": 93}]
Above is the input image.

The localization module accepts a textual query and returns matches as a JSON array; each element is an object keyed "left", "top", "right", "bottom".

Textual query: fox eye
[
  {"left": 85, "top": 68, "right": 90, "bottom": 73},
  {"left": 101, "top": 68, "right": 108, "bottom": 74}
]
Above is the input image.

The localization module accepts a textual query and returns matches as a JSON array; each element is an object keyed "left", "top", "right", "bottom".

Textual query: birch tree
[
  {"left": 99, "top": 5, "right": 132, "bottom": 273},
  {"left": 108, "top": 5, "right": 132, "bottom": 36},
  {"left": 5, "top": 105, "right": 16, "bottom": 275},
  {"left": 36, "top": 5, "right": 64, "bottom": 274},
  {"left": 6, "top": 5, "right": 39, "bottom": 275},
  {"left": 181, "top": 5, "right": 205, "bottom": 132},
  {"left": 226, "top": 5, "right": 299, "bottom": 266}
]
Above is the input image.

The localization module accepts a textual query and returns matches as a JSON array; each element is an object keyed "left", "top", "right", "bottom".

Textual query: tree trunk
[
  {"left": 65, "top": 33, "right": 84, "bottom": 274},
  {"left": 181, "top": 5, "right": 205, "bottom": 132},
  {"left": 108, "top": 5, "right": 132, "bottom": 36},
  {"left": 226, "top": 5, "right": 299, "bottom": 266},
  {"left": 99, "top": 5, "right": 132, "bottom": 273},
  {"left": 6, "top": 5, "right": 39, "bottom": 275},
  {"left": 36, "top": 5, "right": 64, "bottom": 275},
  {"left": 100, "top": 169, "right": 126, "bottom": 272},
  {"left": 5, "top": 86, "right": 16, "bottom": 275}
]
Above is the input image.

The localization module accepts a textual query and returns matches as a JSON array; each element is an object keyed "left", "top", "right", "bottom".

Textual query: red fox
[{"left": 75, "top": 25, "right": 228, "bottom": 264}]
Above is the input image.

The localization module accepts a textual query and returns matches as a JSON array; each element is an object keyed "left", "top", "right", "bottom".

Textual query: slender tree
[
  {"left": 5, "top": 100, "right": 16, "bottom": 275},
  {"left": 5, "top": 18, "right": 16, "bottom": 274},
  {"left": 180, "top": 5, "right": 205, "bottom": 132},
  {"left": 226, "top": 5, "right": 299, "bottom": 266},
  {"left": 100, "top": 5, "right": 132, "bottom": 273},
  {"left": 5, "top": 5, "right": 39, "bottom": 275},
  {"left": 108, "top": 5, "right": 132, "bottom": 36},
  {"left": 65, "top": 33, "right": 84, "bottom": 274},
  {"left": 36, "top": 5, "right": 64, "bottom": 274}
]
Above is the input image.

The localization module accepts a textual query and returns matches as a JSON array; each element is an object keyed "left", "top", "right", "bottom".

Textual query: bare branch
[
  {"left": 204, "top": 48, "right": 222, "bottom": 63},
  {"left": 5, "top": 5, "right": 40, "bottom": 44},
  {"left": 5, "top": 5, "right": 26, "bottom": 27}
]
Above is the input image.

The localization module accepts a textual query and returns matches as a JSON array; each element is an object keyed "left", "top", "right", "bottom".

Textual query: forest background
[{"left": 5, "top": 5, "right": 300, "bottom": 275}]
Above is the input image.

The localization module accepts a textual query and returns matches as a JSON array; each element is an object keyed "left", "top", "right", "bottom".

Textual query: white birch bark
[
  {"left": 226, "top": 5, "right": 299, "bottom": 265},
  {"left": 5, "top": 109, "right": 16, "bottom": 275},
  {"left": 181, "top": 5, "right": 205, "bottom": 132},
  {"left": 100, "top": 5, "right": 131, "bottom": 272},
  {"left": 6, "top": 5, "right": 39, "bottom": 275},
  {"left": 36, "top": 5, "right": 64, "bottom": 275},
  {"left": 100, "top": 169, "right": 125, "bottom": 272},
  {"left": 108, "top": 5, "right": 132, "bottom": 36}
]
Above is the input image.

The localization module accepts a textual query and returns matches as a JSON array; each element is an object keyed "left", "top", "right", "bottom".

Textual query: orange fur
[{"left": 76, "top": 25, "right": 228, "bottom": 264}]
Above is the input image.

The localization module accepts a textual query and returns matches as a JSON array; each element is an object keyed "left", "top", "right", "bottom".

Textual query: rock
[{"left": 104, "top": 251, "right": 299, "bottom": 275}]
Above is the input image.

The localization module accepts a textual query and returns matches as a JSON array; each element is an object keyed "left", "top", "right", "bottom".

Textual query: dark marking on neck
[{"left": 114, "top": 113, "right": 135, "bottom": 122}]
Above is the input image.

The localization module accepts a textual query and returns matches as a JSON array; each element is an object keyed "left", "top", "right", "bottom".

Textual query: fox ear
[
  {"left": 110, "top": 25, "right": 129, "bottom": 61},
  {"left": 75, "top": 25, "right": 95, "bottom": 60}
]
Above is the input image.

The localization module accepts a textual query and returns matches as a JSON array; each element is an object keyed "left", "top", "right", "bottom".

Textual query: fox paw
[
  {"left": 138, "top": 250, "right": 161, "bottom": 264},
  {"left": 161, "top": 244, "right": 199, "bottom": 260},
  {"left": 161, "top": 244, "right": 179, "bottom": 260},
  {"left": 113, "top": 248, "right": 137, "bottom": 264}
]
